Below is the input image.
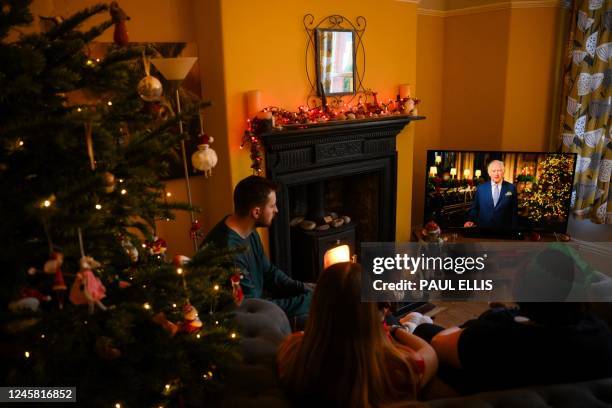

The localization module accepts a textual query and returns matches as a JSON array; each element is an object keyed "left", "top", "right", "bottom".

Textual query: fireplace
[{"left": 261, "top": 116, "right": 422, "bottom": 278}]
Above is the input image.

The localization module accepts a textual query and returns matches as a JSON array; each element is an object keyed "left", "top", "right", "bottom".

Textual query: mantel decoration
[{"left": 241, "top": 92, "right": 421, "bottom": 174}]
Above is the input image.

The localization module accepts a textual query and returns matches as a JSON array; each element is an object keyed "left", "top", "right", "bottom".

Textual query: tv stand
[{"left": 411, "top": 227, "right": 564, "bottom": 243}]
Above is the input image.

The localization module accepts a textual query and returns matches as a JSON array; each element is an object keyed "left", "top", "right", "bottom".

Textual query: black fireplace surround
[{"left": 261, "top": 115, "right": 423, "bottom": 277}]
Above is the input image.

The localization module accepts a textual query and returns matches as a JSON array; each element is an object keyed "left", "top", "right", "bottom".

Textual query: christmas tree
[
  {"left": 1, "top": 1, "right": 239, "bottom": 406},
  {"left": 519, "top": 155, "right": 575, "bottom": 223}
]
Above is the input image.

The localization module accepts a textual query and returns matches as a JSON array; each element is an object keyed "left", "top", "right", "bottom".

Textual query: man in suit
[{"left": 464, "top": 160, "right": 518, "bottom": 230}]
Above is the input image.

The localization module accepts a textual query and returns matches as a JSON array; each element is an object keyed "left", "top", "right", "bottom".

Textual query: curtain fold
[{"left": 558, "top": 0, "right": 612, "bottom": 224}]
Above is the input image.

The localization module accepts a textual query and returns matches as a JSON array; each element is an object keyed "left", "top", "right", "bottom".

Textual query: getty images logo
[{"left": 372, "top": 253, "right": 487, "bottom": 275}]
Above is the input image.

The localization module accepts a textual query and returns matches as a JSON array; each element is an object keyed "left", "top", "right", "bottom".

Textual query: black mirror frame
[{"left": 304, "top": 14, "right": 368, "bottom": 109}]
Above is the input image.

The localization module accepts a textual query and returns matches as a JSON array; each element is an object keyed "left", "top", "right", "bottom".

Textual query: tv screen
[{"left": 424, "top": 151, "right": 577, "bottom": 234}]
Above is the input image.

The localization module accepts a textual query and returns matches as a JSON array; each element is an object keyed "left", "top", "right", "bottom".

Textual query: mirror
[{"left": 315, "top": 29, "right": 355, "bottom": 96}]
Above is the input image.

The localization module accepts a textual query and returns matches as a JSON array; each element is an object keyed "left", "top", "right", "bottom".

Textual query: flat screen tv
[{"left": 424, "top": 150, "right": 577, "bottom": 234}]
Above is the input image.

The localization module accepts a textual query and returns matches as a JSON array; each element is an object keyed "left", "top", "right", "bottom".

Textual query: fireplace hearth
[{"left": 261, "top": 115, "right": 423, "bottom": 278}]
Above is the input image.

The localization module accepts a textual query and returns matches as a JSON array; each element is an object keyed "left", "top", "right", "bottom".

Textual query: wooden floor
[{"left": 425, "top": 301, "right": 490, "bottom": 328}]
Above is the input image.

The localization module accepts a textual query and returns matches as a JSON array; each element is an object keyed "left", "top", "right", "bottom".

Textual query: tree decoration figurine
[
  {"left": 191, "top": 133, "right": 217, "bottom": 177},
  {"left": 109, "top": 1, "right": 129, "bottom": 46},
  {"left": 69, "top": 256, "right": 108, "bottom": 314},
  {"left": 102, "top": 171, "right": 116, "bottom": 193},
  {"left": 181, "top": 303, "right": 203, "bottom": 334},
  {"left": 230, "top": 274, "right": 244, "bottom": 306},
  {"left": 48, "top": 253, "right": 67, "bottom": 309}
]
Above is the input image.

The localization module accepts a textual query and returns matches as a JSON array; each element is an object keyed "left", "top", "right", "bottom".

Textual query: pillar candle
[
  {"left": 246, "top": 90, "right": 261, "bottom": 118},
  {"left": 399, "top": 84, "right": 411, "bottom": 99}
]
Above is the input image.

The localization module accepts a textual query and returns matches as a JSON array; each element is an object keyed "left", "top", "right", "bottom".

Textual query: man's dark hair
[{"left": 234, "top": 176, "right": 279, "bottom": 216}]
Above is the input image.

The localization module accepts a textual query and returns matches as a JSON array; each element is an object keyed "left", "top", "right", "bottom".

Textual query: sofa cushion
[
  {"left": 234, "top": 298, "right": 292, "bottom": 365},
  {"left": 222, "top": 299, "right": 293, "bottom": 408}
]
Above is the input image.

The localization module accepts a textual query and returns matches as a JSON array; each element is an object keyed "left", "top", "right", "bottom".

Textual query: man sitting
[{"left": 204, "top": 176, "right": 313, "bottom": 322}]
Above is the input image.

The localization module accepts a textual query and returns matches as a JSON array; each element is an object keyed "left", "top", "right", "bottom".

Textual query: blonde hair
[{"left": 277, "top": 262, "right": 417, "bottom": 407}]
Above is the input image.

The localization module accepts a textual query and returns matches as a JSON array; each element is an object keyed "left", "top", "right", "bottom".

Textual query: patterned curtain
[{"left": 559, "top": 0, "right": 612, "bottom": 224}]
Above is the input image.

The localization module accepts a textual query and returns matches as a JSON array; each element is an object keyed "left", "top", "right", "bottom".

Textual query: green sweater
[{"left": 204, "top": 216, "right": 307, "bottom": 300}]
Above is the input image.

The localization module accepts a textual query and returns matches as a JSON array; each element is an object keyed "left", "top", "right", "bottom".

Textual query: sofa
[{"left": 224, "top": 299, "right": 612, "bottom": 407}]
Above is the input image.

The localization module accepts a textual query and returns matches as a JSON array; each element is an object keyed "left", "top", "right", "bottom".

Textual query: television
[{"left": 423, "top": 150, "right": 577, "bottom": 234}]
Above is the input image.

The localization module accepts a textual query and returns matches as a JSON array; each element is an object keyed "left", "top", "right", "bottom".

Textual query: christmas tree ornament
[
  {"left": 190, "top": 219, "right": 205, "bottom": 241},
  {"left": 172, "top": 255, "right": 191, "bottom": 267},
  {"left": 47, "top": 253, "right": 67, "bottom": 309},
  {"left": 95, "top": 336, "right": 122, "bottom": 360},
  {"left": 147, "top": 237, "right": 167, "bottom": 256},
  {"left": 8, "top": 297, "right": 40, "bottom": 312},
  {"left": 109, "top": 1, "right": 130, "bottom": 47},
  {"left": 138, "top": 53, "right": 163, "bottom": 102},
  {"left": 230, "top": 274, "right": 244, "bottom": 306},
  {"left": 102, "top": 171, "right": 116, "bottom": 193},
  {"left": 9, "top": 288, "right": 51, "bottom": 312},
  {"left": 191, "top": 134, "right": 217, "bottom": 177},
  {"left": 43, "top": 252, "right": 63, "bottom": 274},
  {"left": 120, "top": 236, "right": 139, "bottom": 262},
  {"left": 69, "top": 256, "right": 108, "bottom": 314},
  {"left": 181, "top": 304, "right": 202, "bottom": 334},
  {"left": 152, "top": 312, "right": 179, "bottom": 337}
]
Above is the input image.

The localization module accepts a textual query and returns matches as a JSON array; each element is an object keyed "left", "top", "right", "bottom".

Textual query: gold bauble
[{"left": 137, "top": 75, "right": 163, "bottom": 102}]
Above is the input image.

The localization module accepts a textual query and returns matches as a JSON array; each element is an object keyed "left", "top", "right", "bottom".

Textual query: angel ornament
[{"left": 70, "top": 256, "right": 108, "bottom": 313}]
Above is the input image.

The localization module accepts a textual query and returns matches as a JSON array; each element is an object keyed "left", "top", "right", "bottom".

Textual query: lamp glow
[
  {"left": 429, "top": 166, "right": 438, "bottom": 177},
  {"left": 464, "top": 169, "right": 471, "bottom": 179},
  {"left": 323, "top": 244, "right": 351, "bottom": 270},
  {"left": 151, "top": 57, "right": 197, "bottom": 81},
  {"left": 435, "top": 155, "right": 442, "bottom": 164},
  {"left": 450, "top": 168, "right": 457, "bottom": 178},
  {"left": 475, "top": 169, "right": 482, "bottom": 178}
]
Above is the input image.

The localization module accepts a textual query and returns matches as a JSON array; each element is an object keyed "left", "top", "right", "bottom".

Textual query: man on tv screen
[{"left": 464, "top": 160, "right": 518, "bottom": 230}]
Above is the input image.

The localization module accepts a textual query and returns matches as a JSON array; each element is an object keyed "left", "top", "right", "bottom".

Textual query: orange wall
[
  {"left": 501, "top": 7, "right": 561, "bottom": 151},
  {"left": 413, "top": 14, "right": 444, "bottom": 227},
  {"left": 441, "top": 9, "right": 511, "bottom": 150},
  {"left": 219, "top": 0, "right": 419, "bottom": 242},
  {"left": 414, "top": 5, "right": 562, "bottom": 227}
]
